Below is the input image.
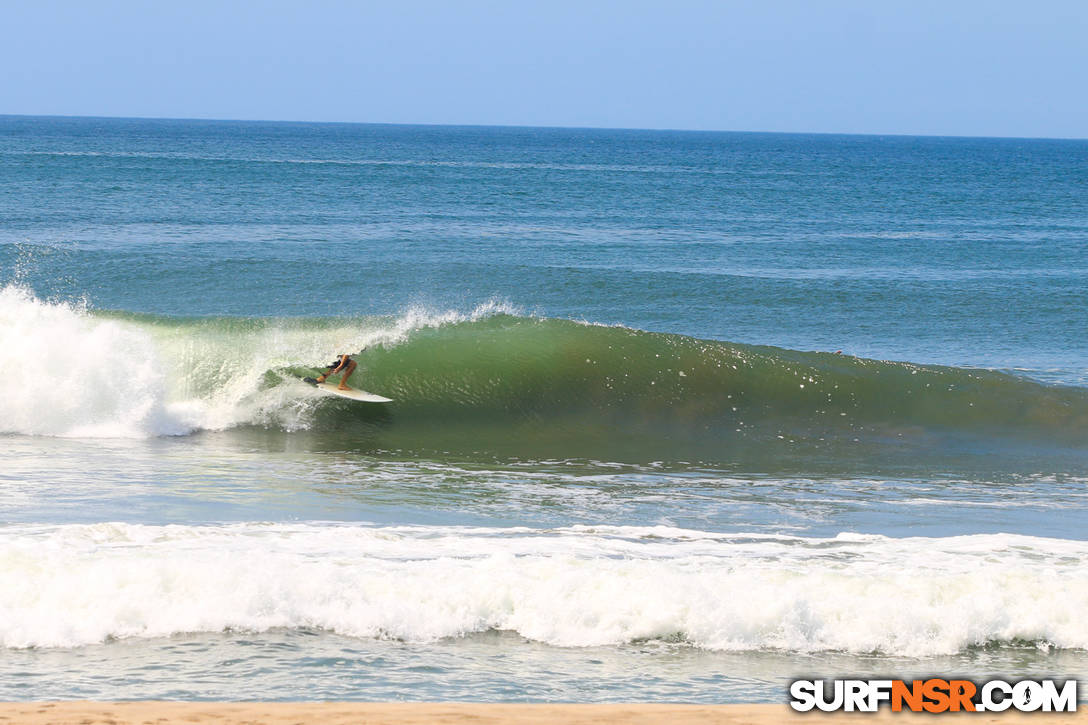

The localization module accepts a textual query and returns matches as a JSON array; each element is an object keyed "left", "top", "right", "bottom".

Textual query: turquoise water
[{"left": 1, "top": 116, "right": 1087, "bottom": 701}]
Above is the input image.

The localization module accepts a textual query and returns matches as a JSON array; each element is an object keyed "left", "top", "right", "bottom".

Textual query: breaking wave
[
  {"left": 2, "top": 285, "right": 1086, "bottom": 465},
  {"left": 1, "top": 522, "right": 1086, "bottom": 655}
]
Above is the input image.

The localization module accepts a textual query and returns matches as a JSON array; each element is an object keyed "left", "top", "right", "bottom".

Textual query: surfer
[
  {"left": 316, "top": 354, "right": 357, "bottom": 390},
  {"left": 301, "top": 349, "right": 391, "bottom": 402}
]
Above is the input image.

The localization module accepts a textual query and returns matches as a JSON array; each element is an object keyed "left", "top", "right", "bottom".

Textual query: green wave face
[{"left": 259, "top": 314, "right": 1088, "bottom": 468}]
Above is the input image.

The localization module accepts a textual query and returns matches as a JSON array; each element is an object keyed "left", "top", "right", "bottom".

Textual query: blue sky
[{"left": 4, "top": 0, "right": 1086, "bottom": 137}]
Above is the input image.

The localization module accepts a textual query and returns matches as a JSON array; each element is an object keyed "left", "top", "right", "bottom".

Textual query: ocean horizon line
[{"left": 2, "top": 112, "right": 1085, "bottom": 143}]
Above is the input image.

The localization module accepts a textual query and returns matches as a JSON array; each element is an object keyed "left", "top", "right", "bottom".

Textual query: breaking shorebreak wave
[{"left": 1, "top": 521, "right": 1085, "bottom": 655}]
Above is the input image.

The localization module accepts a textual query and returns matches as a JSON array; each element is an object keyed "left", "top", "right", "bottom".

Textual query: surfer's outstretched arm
[{"left": 316, "top": 357, "right": 342, "bottom": 383}]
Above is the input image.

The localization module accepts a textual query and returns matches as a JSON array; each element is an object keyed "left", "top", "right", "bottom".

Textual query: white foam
[
  {"left": 0, "top": 286, "right": 185, "bottom": 437},
  {"left": 2, "top": 522, "right": 1086, "bottom": 654}
]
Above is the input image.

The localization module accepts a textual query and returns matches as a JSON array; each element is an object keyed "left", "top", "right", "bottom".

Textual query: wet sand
[{"left": 1, "top": 703, "right": 1085, "bottom": 724}]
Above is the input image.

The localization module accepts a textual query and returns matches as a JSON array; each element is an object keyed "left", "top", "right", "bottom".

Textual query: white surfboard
[{"left": 312, "top": 381, "right": 393, "bottom": 403}]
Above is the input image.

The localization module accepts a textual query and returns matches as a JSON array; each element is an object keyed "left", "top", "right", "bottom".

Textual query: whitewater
[{"left": 2, "top": 521, "right": 1087, "bottom": 656}]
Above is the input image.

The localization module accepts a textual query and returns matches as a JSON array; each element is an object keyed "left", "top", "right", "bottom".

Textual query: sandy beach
[{"left": 1, "top": 703, "right": 1086, "bottom": 725}]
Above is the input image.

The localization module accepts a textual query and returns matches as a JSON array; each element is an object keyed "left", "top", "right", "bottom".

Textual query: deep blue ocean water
[{"left": 1, "top": 116, "right": 1087, "bottom": 701}]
